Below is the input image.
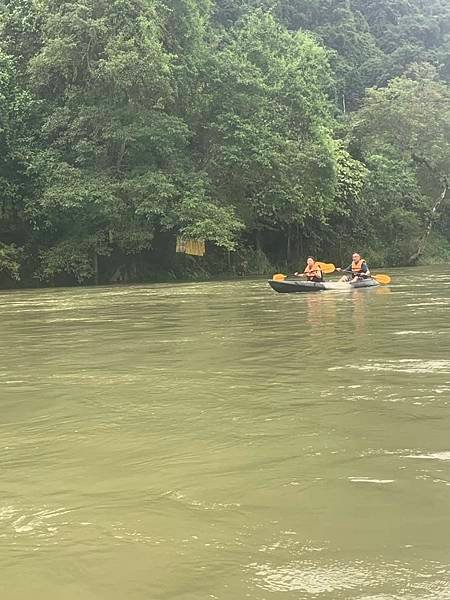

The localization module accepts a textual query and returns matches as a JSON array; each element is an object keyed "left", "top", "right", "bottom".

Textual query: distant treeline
[{"left": 0, "top": 0, "right": 449, "bottom": 286}]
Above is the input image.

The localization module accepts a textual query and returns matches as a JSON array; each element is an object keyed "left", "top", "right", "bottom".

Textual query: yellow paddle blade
[
  {"left": 317, "top": 262, "right": 336, "bottom": 274},
  {"left": 272, "top": 273, "right": 287, "bottom": 281},
  {"left": 373, "top": 273, "right": 391, "bottom": 285}
]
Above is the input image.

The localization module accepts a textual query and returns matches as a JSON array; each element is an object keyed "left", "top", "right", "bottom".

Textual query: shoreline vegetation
[
  {"left": 0, "top": 0, "right": 449, "bottom": 289},
  {"left": 0, "top": 259, "right": 443, "bottom": 292}
]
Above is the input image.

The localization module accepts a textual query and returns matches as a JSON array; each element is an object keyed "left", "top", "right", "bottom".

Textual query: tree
[
  {"left": 352, "top": 0, "right": 450, "bottom": 87},
  {"left": 0, "top": 48, "right": 38, "bottom": 282},
  {"left": 1, "top": 0, "right": 450, "bottom": 285},
  {"left": 351, "top": 65, "right": 450, "bottom": 263},
  {"left": 194, "top": 12, "right": 339, "bottom": 255},
  {"left": 16, "top": 0, "right": 242, "bottom": 282}
]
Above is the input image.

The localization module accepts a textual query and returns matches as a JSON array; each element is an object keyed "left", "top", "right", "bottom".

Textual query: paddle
[
  {"left": 272, "top": 262, "right": 335, "bottom": 281},
  {"left": 372, "top": 273, "right": 391, "bottom": 284},
  {"left": 338, "top": 268, "right": 391, "bottom": 285},
  {"left": 317, "top": 262, "right": 336, "bottom": 273}
]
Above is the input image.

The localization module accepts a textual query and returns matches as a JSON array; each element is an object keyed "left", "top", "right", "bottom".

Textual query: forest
[{"left": 0, "top": 0, "right": 449, "bottom": 286}]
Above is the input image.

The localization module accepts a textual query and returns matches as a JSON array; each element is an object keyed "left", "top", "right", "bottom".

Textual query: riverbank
[{"left": 0, "top": 248, "right": 448, "bottom": 292}]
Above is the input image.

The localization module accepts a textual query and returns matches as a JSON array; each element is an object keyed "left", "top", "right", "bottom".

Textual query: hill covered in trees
[{"left": 0, "top": 0, "right": 449, "bottom": 285}]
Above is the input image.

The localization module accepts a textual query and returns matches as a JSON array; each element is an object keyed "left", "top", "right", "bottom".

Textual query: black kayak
[{"left": 268, "top": 278, "right": 380, "bottom": 293}]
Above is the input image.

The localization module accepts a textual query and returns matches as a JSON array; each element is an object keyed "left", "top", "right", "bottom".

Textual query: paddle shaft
[
  {"left": 339, "top": 269, "right": 390, "bottom": 284},
  {"left": 340, "top": 268, "right": 369, "bottom": 276}
]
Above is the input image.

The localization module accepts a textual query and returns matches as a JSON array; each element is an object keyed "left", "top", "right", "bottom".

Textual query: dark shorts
[{"left": 348, "top": 273, "right": 369, "bottom": 281}]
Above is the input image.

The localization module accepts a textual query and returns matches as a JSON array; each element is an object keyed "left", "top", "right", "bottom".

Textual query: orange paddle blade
[
  {"left": 373, "top": 273, "right": 391, "bottom": 285},
  {"left": 317, "top": 262, "right": 336, "bottom": 274},
  {"left": 272, "top": 273, "right": 287, "bottom": 281}
]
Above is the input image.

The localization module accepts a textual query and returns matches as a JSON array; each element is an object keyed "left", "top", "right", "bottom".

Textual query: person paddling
[
  {"left": 294, "top": 256, "right": 323, "bottom": 282},
  {"left": 337, "top": 253, "right": 371, "bottom": 283}
]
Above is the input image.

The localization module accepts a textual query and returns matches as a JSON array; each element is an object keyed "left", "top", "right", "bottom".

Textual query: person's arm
[{"left": 337, "top": 264, "right": 352, "bottom": 273}]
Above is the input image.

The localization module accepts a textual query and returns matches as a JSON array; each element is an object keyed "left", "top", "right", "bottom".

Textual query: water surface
[{"left": 1, "top": 267, "right": 450, "bottom": 599}]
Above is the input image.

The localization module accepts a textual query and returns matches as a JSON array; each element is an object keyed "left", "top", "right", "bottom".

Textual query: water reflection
[
  {"left": 249, "top": 557, "right": 450, "bottom": 597},
  {"left": 304, "top": 293, "right": 337, "bottom": 331}
]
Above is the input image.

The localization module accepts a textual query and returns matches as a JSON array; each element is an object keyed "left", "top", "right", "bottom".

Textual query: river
[{"left": 1, "top": 266, "right": 450, "bottom": 599}]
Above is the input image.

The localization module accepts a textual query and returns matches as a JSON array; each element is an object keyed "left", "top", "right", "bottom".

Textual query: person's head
[
  {"left": 307, "top": 256, "right": 315, "bottom": 266},
  {"left": 352, "top": 252, "right": 361, "bottom": 262}
]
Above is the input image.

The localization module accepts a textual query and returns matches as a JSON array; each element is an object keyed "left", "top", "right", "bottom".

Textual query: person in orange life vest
[
  {"left": 294, "top": 256, "right": 323, "bottom": 282},
  {"left": 337, "top": 252, "right": 371, "bottom": 283}
]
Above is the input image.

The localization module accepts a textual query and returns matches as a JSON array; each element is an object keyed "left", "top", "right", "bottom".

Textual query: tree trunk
[
  {"left": 93, "top": 253, "right": 99, "bottom": 285},
  {"left": 409, "top": 177, "right": 448, "bottom": 264},
  {"left": 255, "top": 230, "right": 262, "bottom": 253},
  {"left": 286, "top": 225, "right": 291, "bottom": 264},
  {"left": 116, "top": 139, "right": 127, "bottom": 170}
]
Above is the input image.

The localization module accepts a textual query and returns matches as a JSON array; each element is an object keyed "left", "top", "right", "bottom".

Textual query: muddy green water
[{"left": 1, "top": 267, "right": 450, "bottom": 599}]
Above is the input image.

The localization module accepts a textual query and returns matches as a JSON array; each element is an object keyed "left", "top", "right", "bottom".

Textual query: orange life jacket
[
  {"left": 352, "top": 258, "right": 366, "bottom": 274},
  {"left": 304, "top": 262, "right": 322, "bottom": 279}
]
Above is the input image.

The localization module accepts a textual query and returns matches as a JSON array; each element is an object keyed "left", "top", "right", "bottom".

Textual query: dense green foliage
[{"left": 0, "top": 0, "right": 449, "bottom": 285}]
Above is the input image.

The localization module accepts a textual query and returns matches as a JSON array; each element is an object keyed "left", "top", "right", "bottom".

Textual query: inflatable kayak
[{"left": 268, "top": 277, "right": 380, "bottom": 293}]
